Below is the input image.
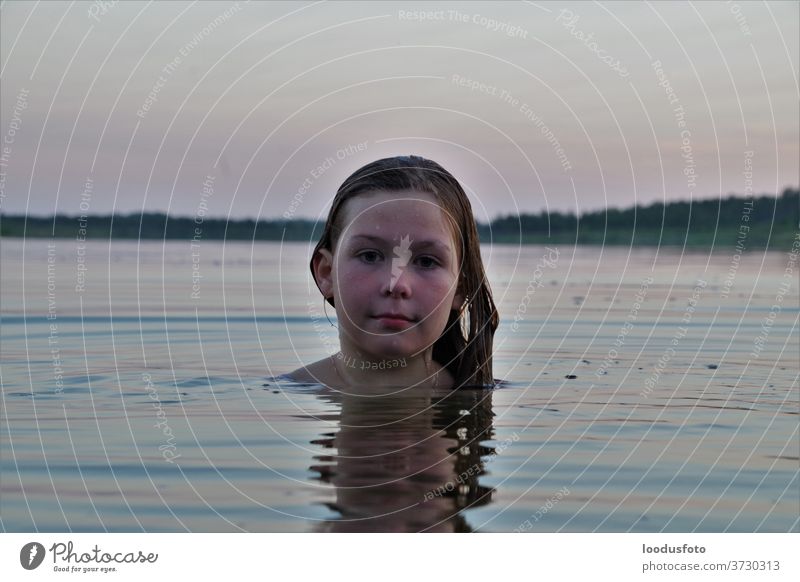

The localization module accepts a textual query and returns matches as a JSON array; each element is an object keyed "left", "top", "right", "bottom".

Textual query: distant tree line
[
  {"left": 483, "top": 188, "right": 798, "bottom": 248},
  {"left": 1, "top": 188, "right": 797, "bottom": 249}
]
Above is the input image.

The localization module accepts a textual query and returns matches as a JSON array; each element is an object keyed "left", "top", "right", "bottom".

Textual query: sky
[{"left": 0, "top": 0, "right": 797, "bottom": 222}]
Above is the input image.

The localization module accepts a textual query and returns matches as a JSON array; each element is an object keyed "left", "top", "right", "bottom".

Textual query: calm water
[{"left": 1, "top": 237, "right": 798, "bottom": 532}]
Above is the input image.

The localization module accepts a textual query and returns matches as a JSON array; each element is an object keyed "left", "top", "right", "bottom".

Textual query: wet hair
[{"left": 309, "top": 155, "right": 499, "bottom": 387}]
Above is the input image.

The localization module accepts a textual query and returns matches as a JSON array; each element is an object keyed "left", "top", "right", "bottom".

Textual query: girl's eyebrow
[{"left": 349, "top": 234, "right": 451, "bottom": 254}]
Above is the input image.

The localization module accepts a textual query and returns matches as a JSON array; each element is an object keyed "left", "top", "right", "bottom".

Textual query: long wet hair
[{"left": 309, "top": 155, "right": 499, "bottom": 387}]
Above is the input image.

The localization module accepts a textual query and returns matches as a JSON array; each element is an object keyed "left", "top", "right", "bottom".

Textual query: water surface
[{"left": 2, "top": 238, "right": 797, "bottom": 531}]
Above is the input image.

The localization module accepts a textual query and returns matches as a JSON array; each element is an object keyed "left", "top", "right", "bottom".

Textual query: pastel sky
[{"left": 1, "top": 0, "right": 797, "bottom": 222}]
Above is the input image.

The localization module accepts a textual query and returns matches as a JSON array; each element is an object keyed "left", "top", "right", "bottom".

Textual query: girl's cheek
[
  {"left": 348, "top": 263, "right": 381, "bottom": 281},
  {"left": 337, "top": 258, "right": 367, "bottom": 278},
  {"left": 340, "top": 264, "right": 378, "bottom": 290},
  {"left": 424, "top": 270, "right": 457, "bottom": 293}
]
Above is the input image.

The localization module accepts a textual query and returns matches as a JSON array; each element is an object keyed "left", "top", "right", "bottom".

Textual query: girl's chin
[
  {"left": 344, "top": 326, "right": 438, "bottom": 358},
  {"left": 346, "top": 336, "right": 415, "bottom": 358}
]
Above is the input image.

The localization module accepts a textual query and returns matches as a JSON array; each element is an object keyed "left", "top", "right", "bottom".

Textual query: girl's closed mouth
[
  {"left": 375, "top": 313, "right": 416, "bottom": 330},
  {"left": 373, "top": 313, "right": 416, "bottom": 323}
]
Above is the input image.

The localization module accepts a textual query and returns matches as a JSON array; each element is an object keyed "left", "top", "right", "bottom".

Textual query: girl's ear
[
  {"left": 451, "top": 278, "right": 466, "bottom": 311},
  {"left": 312, "top": 248, "right": 334, "bottom": 300}
]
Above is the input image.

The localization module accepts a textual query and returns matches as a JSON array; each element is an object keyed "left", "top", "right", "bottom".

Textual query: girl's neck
[{"left": 329, "top": 347, "right": 449, "bottom": 391}]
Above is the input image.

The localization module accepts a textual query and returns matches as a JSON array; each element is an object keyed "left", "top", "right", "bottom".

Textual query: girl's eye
[
  {"left": 416, "top": 255, "right": 440, "bottom": 269},
  {"left": 358, "top": 250, "right": 382, "bottom": 264}
]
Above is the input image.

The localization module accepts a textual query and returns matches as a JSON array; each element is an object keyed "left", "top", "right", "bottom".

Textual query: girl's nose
[{"left": 381, "top": 267, "right": 412, "bottom": 298}]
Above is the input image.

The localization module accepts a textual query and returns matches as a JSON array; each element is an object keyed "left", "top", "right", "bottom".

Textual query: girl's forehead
[{"left": 338, "top": 190, "right": 461, "bottom": 249}]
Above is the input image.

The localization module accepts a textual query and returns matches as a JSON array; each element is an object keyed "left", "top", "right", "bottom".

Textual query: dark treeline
[
  {"left": 1, "top": 188, "right": 797, "bottom": 249},
  {"left": 486, "top": 188, "right": 798, "bottom": 248}
]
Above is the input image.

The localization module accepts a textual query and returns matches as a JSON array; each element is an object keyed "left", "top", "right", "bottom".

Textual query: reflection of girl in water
[
  {"left": 309, "top": 385, "right": 496, "bottom": 532},
  {"left": 288, "top": 155, "right": 499, "bottom": 389}
]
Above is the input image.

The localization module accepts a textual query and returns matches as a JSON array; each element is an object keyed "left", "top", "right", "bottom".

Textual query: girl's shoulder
[{"left": 282, "top": 358, "right": 336, "bottom": 385}]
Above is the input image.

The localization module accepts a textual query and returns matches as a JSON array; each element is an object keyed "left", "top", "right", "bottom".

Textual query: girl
[{"left": 288, "top": 155, "right": 498, "bottom": 389}]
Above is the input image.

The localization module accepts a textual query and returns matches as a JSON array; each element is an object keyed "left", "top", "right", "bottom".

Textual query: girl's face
[{"left": 314, "top": 190, "right": 464, "bottom": 361}]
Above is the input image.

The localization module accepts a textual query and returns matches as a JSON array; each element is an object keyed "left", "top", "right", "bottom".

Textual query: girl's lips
[
  {"left": 373, "top": 313, "right": 414, "bottom": 321},
  {"left": 373, "top": 314, "right": 415, "bottom": 329}
]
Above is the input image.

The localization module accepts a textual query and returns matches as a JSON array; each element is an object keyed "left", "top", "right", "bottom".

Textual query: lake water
[{"left": 1, "top": 237, "right": 798, "bottom": 532}]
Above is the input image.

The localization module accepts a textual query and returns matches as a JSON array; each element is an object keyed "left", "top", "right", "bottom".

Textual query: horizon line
[{"left": 1, "top": 187, "right": 796, "bottom": 223}]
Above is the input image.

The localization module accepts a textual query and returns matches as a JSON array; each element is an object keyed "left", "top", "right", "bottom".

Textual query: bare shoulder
[{"left": 286, "top": 357, "right": 336, "bottom": 384}]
